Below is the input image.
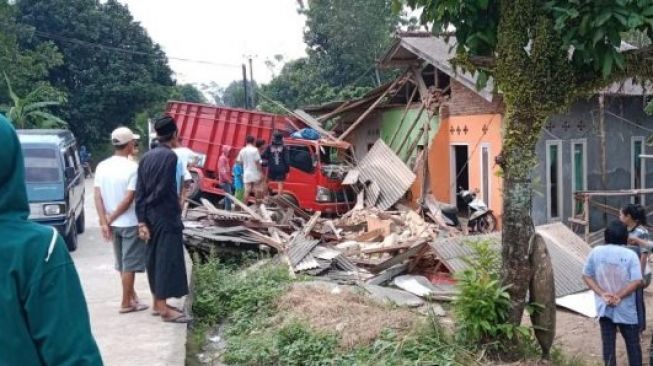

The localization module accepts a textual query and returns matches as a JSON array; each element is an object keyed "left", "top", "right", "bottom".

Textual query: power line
[{"left": 32, "top": 30, "right": 241, "bottom": 68}]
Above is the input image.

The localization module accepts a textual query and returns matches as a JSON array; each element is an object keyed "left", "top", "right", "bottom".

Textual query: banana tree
[{"left": 1, "top": 73, "right": 67, "bottom": 129}]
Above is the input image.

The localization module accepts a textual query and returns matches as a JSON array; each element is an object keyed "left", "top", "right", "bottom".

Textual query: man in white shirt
[
  {"left": 94, "top": 127, "right": 148, "bottom": 314},
  {"left": 236, "top": 135, "right": 262, "bottom": 203},
  {"left": 172, "top": 138, "right": 196, "bottom": 207}
]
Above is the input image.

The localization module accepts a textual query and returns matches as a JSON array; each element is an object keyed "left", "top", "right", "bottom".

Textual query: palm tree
[{"left": 0, "top": 73, "right": 67, "bottom": 129}]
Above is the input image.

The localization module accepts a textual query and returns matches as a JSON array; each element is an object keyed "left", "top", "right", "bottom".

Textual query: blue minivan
[{"left": 18, "top": 130, "right": 86, "bottom": 251}]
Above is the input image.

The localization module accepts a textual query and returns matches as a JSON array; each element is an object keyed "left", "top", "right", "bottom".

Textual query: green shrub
[
  {"left": 453, "top": 240, "right": 532, "bottom": 353},
  {"left": 192, "top": 258, "right": 292, "bottom": 327}
]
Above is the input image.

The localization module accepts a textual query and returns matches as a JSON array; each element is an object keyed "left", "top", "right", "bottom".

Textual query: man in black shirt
[{"left": 135, "top": 116, "right": 191, "bottom": 323}]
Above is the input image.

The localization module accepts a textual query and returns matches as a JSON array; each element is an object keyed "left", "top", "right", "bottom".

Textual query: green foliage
[
  {"left": 546, "top": 0, "right": 653, "bottom": 78},
  {"left": 453, "top": 240, "right": 532, "bottom": 353},
  {"left": 192, "top": 258, "right": 292, "bottom": 327},
  {"left": 171, "top": 84, "right": 205, "bottom": 104},
  {"left": 221, "top": 80, "right": 258, "bottom": 109},
  {"left": 16, "top": 0, "right": 174, "bottom": 144},
  {"left": 261, "top": 0, "right": 407, "bottom": 109},
  {"left": 1, "top": 73, "right": 67, "bottom": 129},
  {"left": 0, "top": 0, "right": 63, "bottom": 103}
]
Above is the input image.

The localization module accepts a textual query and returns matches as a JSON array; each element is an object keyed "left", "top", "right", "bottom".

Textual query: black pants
[
  {"left": 599, "top": 317, "right": 641, "bottom": 366},
  {"left": 146, "top": 219, "right": 189, "bottom": 299}
]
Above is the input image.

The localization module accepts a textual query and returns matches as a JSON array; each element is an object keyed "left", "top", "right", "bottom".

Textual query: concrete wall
[{"left": 532, "top": 95, "right": 653, "bottom": 230}]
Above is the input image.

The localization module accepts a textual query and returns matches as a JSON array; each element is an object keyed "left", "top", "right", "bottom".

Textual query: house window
[
  {"left": 480, "top": 144, "right": 490, "bottom": 206},
  {"left": 571, "top": 140, "right": 587, "bottom": 215},
  {"left": 632, "top": 137, "right": 645, "bottom": 204},
  {"left": 546, "top": 141, "right": 563, "bottom": 221}
]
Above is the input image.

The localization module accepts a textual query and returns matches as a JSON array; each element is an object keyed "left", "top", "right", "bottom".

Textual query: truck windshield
[
  {"left": 22, "top": 148, "right": 61, "bottom": 183},
  {"left": 319, "top": 146, "right": 349, "bottom": 165}
]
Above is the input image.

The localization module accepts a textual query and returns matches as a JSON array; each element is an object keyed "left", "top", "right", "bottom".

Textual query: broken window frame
[
  {"left": 571, "top": 139, "right": 587, "bottom": 216},
  {"left": 631, "top": 136, "right": 646, "bottom": 205},
  {"left": 546, "top": 140, "right": 563, "bottom": 222}
]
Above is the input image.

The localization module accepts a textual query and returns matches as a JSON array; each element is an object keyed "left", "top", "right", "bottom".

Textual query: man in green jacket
[{"left": 0, "top": 115, "right": 102, "bottom": 365}]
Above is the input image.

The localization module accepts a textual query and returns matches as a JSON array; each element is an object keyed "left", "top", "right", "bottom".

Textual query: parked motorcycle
[{"left": 440, "top": 188, "right": 497, "bottom": 233}]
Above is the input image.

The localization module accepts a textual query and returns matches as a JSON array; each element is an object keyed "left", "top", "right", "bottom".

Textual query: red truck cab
[{"left": 165, "top": 101, "right": 354, "bottom": 215}]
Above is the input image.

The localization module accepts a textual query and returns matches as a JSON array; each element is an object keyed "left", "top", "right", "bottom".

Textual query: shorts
[
  {"left": 112, "top": 226, "right": 147, "bottom": 273},
  {"left": 268, "top": 172, "right": 287, "bottom": 182}
]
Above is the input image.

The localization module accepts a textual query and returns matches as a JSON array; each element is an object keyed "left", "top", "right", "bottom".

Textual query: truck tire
[
  {"left": 279, "top": 193, "right": 299, "bottom": 207},
  {"left": 76, "top": 208, "right": 86, "bottom": 234},
  {"left": 189, "top": 172, "right": 202, "bottom": 202},
  {"left": 65, "top": 220, "right": 78, "bottom": 252}
]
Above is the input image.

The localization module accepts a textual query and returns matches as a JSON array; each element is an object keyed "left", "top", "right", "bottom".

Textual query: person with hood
[
  {"left": 262, "top": 131, "right": 290, "bottom": 194},
  {"left": 218, "top": 145, "right": 233, "bottom": 210},
  {"left": 0, "top": 115, "right": 103, "bottom": 364}
]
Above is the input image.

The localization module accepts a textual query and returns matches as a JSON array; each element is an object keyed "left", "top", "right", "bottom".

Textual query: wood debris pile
[{"left": 183, "top": 193, "right": 460, "bottom": 288}]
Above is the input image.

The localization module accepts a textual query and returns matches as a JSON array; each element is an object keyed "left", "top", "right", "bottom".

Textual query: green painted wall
[{"left": 380, "top": 107, "right": 439, "bottom": 162}]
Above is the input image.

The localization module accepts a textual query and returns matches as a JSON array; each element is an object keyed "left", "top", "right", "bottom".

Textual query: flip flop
[
  {"left": 151, "top": 305, "right": 184, "bottom": 316},
  {"left": 119, "top": 303, "right": 149, "bottom": 314},
  {"left": 162, "top": 313, "right": 192, "bottom": 324}
]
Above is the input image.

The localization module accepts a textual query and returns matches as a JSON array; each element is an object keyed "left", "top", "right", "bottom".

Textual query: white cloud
[{"left": 119, "top": 0, "right": 307, "bottom": 87}]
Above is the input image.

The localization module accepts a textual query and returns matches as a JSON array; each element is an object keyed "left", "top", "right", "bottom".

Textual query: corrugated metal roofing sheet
[
  {"left": 356, "top": 140, "right": 416, "bottom": 210},
  {"left": 288, "top": 235, "right": 320, "bottom": 267},
  {"left": 430, "top": 224, "right": 590, "bottom": 298}
]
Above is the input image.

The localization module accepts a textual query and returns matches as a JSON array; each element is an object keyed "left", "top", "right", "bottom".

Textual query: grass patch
[{"left": 189, "top": 253, "right": 589, "bottom": 366}]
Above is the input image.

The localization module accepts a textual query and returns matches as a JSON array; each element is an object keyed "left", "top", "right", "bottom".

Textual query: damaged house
[{"left": 308, "top": 33, "right": 653, "bottom": 235}]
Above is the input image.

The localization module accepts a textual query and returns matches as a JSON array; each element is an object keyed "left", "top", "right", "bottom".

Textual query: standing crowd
[
  {"left": 0, "top": 113, "right": 293, "bottom": 364},
  {"left": 584, "top": 203, "right": 653, "bottom": 366}
]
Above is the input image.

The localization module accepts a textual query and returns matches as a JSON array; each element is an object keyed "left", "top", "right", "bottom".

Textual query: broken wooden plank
[
  {"left": 353, "top": 228, "right": 384, "bottom": 243},
  {"left": 362, "top": 243, "right": 413, "bottom": 255},
  {"left": 366, "top": 263, "right": 409, "bottom": 286},
  {"left": 372, "top": 240, "right": 428, "bottom": 273},
  {"left": 302, "top": 211, "right": 322, "bottom": 236},
  {"left": 245, "top": 229, "right": 284, "bottom": 251},
  {"left": 223, "top": 192, "right": 266, "bottom": 221},
  {"left": 338, "top": 72, "right": 409, "bottom": 141}
]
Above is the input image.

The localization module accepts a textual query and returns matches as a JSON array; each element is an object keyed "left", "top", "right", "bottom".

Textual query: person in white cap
[{"left": 94, "top": 126, "right": 149, "bottom": 314}]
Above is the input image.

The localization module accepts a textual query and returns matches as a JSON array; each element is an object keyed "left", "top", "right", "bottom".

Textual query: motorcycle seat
[{"left": 439, "top": 203, "right": 458, "bottom": 216}]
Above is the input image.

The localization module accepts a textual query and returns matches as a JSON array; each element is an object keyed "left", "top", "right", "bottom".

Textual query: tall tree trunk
[{"left": 500, "top": 109, "right": 542, "bottom": 325}]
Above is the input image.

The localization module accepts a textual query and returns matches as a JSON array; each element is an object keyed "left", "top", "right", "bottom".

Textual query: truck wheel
[
  {"left": 76, "top": 208, "right": 86, "bottom": 234},
  {"left": 65, "top": 220, "right": 78, "bottom": 252},
  {"left": 189, "top": 172, "right": 202, "bottom": 202},
  {"left": 279, "top": 193, "right": 299, "bottom": 207}
]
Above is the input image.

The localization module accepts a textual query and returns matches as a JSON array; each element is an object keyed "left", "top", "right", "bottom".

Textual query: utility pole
[
  {"left": 242, "top": 63, "right": 249, "bottom": 109},
  {"left": 248, "top": 57, "right": 255, "bottom": 108}
]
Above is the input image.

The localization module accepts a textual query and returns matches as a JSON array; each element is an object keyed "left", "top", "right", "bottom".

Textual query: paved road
[{"left": 72, "top": 179, "right": 187, "bottom": 366}]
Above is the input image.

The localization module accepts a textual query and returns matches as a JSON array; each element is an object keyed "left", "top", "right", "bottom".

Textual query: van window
[
  {"left": 288, "top": 146, "right": 314, "bottom": 173},
  {"left": 23, "top": 148, "right": 61, "bottom": 183}
]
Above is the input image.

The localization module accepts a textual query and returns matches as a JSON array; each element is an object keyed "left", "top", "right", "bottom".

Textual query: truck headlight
[
  {"left": 43, "top": 204, "right": 64, "bottom": 216},
  {"left": 316, "top": 186, "right": 332, "bottom": 203}
]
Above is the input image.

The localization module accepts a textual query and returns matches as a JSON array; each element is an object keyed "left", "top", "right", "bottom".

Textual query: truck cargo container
[{"left": 165, "top": 101, "right": 354, "bottom": 214}]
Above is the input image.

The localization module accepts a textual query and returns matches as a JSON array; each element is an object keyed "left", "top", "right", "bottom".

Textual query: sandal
[
  {"left": 162, "top": 313, "right": 193, "bottom": 324},
  {"left": 151, "top": 305, "right": 183, "bottom": 316},
  {"left": 119, "top": 303, "right": 149, "bottom": 314}
]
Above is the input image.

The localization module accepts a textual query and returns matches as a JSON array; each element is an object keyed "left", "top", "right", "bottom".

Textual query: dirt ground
[
  {"left": 275, "top": 282, "right": 419, "bottom": 348},
  {"left": 553, "top": 290, "right": 653, "bottom": 366}
]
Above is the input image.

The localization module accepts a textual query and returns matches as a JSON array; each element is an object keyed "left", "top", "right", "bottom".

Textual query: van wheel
[
  {"left": 189, "top": 172, "right": 202, "bottom": 202},
  {"left": 65, "top": 220, "right": 78, "bottom": 252},
  {"left": 76, "top": 208, "right": 86, "bottom": 234}
]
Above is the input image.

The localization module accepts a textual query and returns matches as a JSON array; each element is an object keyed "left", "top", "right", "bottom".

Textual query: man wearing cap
[
  {"left": 94, "top": 127, "right": 149, "bottom": 314},
  {"left": 135, "top": 116, "right": 191, "bottom": 323}
]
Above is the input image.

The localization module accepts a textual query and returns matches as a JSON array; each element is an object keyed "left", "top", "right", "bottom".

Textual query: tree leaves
[{"left": 15, "top": 0, "right": 174, "bottom": 143}]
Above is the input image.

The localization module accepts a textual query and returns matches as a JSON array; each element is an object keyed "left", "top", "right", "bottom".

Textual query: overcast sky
[{"left": 119, "top": 0, "right": 308, "bottom": 87}]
